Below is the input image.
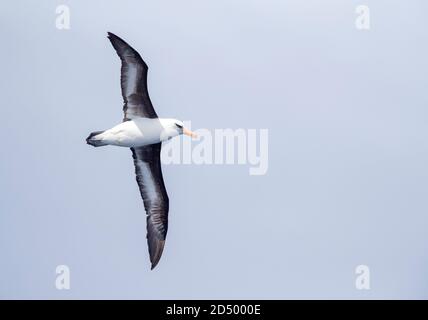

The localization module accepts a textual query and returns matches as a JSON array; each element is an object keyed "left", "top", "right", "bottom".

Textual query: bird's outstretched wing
[
  {"left": 131, "top": 144, "right": 169, "bottom": 269},
  {"left": 107, "top": 32, "right": 158, "bottom": 120}
]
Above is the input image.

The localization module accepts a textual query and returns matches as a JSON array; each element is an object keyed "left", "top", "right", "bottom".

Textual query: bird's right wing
[
  {"left": 108, "top": 32, "right": 158, "bottom": 120},
  {"left": 131, "top": 144, "right": 169, "bottom": 269}
]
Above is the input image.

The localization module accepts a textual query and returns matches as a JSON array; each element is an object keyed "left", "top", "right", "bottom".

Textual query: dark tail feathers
[{"left": 86, "top": 131, "right": 107, "bottom": 147}]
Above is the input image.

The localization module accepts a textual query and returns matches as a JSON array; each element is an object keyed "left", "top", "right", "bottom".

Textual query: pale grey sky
[{"left": 0, "top": 0, "right": 428, "bottom": 299}]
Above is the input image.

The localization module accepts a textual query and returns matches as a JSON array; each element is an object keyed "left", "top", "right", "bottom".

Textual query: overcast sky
[{"left": 0, "top": 0, "right": 428, "bottom": 299}]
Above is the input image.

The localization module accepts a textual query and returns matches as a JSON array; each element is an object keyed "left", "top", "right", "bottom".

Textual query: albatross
[{"left": 86, "top": 32, "right": 196, "bottom": 269}]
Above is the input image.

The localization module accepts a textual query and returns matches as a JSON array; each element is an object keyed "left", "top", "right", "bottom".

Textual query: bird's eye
[{"left": 175, "top": 123, "right": 183, "bottom": 129}]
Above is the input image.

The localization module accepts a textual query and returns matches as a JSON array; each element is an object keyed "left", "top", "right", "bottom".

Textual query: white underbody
[{"left": 94, "top": 118, "right": 181, "bottom": 147}]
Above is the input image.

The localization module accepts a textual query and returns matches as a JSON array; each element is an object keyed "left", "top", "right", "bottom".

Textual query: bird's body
[
  {"left": 86, "top": 32, "right": 195, "bottom": 269},
  {"left": 88, "top": 118, "right": 183, "bottom": 148}
]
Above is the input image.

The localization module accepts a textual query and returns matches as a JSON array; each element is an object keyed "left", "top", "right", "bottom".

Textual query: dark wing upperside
[
  {"left": 107, "top": 32, "right": 158, "bottom": 120},
  {"left": 131, "top": 144, "right": 169, "bottom": 269}
]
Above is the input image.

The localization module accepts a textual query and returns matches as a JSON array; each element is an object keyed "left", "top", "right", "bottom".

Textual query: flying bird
[{"left": 86, "top": 32, "right": 196, "bottom": 269}]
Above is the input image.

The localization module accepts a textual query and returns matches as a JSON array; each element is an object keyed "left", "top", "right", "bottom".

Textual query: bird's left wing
[
  {"left": 108, "top": 32, "right": 158, "bottom": 120},
  {"left": 131, "top": 144, "right": 169, "bottom": 269}
]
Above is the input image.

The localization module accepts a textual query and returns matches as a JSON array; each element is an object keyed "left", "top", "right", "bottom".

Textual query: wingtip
[
  {"left": 107, "top": 31, "right": 121, "bottom": 40},
  {"left": 149, "top": 239, "right": 165, "bottom": 270}
]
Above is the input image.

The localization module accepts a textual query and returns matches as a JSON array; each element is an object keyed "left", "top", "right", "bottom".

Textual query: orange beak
[{"left": 183, "top": 127, "right": 197, "bottom": 138}]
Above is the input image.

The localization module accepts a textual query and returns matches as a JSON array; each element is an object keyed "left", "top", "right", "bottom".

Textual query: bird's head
[{"left": 161, "top": 118, "right": 197, "bottom": 140}]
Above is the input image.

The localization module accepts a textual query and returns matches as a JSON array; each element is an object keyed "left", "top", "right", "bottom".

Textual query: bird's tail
[{"left": 86, "top": 131, "right": 108, "bottom": 147}]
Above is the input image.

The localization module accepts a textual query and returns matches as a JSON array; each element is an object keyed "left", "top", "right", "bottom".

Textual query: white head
[{"left": 159, "top": 118, "right": 197, "bottom": 141}]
